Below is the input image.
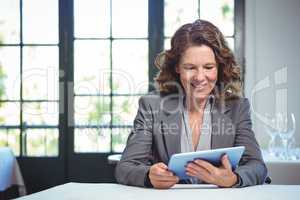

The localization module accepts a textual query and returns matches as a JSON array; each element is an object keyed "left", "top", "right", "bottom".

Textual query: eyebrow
[{"left": 182, "top": 62, "right": 217, "bottom": 66}]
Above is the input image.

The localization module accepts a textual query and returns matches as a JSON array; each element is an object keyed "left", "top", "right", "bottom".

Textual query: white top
[
  {"left": 181, "top": 96, "right": 213, "bottom": 152},
  {"left": 180, "top": 95, "right": 214, "bottom": 184}
]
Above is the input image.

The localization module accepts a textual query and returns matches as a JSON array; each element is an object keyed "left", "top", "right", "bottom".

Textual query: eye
[
  {"left": 204, "top": 65, "right": 215, "bottom": 70},
  {"left": 183, "top": 65, "right": 195, "bottom": 70}
]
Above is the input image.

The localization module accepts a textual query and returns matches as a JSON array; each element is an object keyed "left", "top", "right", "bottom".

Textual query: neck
[{"left": 186, "top": 96, "right": 208, "bottom": 113}]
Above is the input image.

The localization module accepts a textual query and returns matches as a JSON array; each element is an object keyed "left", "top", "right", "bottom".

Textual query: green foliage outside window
[
  {"left": 0, "top": 34, "right": 8, "bottom": 147},
  {"left": 86, "top": 79, "right": 132, "bottom": 151},
  {"left": 0, "top": 36, "right": 7, "bottom": 117}
]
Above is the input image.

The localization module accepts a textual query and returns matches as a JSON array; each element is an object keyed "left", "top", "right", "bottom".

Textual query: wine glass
[
  {"left": 287, "top": 137, "right": 300, "bottom": 160},
  {"left": 263, "top": 113, "right": 280, "bottom": 157},
  {"left": 276, "top": 113, "right": 296, "bottom": 160}
]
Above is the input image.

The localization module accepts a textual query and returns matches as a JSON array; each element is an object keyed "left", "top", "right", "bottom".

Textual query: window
[
  {"left": 0, "top": 0, "right": 240, "bottom": 156},
  {"left": 73, "top": 0, "right": 148, "bottom": 153},
  {"left": 164, "top": 0, "right": 235, "bottom": 50},
  {"left": 0, "top": 0, "right": 59, "bottom": 156}
]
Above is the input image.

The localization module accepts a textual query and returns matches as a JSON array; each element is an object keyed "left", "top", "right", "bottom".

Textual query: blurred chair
[
  {"left": 0, "top": 147, "right": 15, "bottom": 192},
  {"left": 0, "top": 147, "right": 26, "bottom": 198},
  {"left": 107, "top": 154, "right": 122, "bottom": 165}
]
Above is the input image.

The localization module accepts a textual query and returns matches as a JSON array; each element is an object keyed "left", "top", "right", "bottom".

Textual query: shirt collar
[{"left": 179, "top": 92, "right": 215, "bottom": 111}]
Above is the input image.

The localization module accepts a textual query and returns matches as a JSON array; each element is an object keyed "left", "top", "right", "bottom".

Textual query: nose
[{"left": 193, "top": 68, "right": 205, "bottom": 82}]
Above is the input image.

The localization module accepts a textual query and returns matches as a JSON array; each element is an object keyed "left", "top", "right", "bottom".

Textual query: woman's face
[{"left": 176, "top": 45, "right": 218, "bottom": 100}]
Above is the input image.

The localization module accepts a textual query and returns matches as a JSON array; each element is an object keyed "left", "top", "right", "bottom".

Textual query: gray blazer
[{"left": 115, "top": 92, "right": 268, "bottom": 187}]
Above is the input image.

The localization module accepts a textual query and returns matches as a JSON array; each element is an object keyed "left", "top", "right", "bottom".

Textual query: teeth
[{"left": 191, "top": 84, "right": 204, "bottom": 88}]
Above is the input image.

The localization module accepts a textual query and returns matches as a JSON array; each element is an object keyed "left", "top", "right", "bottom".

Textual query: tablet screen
[{"left": 168, "top": 146, "right": 245, "bottom": 180}]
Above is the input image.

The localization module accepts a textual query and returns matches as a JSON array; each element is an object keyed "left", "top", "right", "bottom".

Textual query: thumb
[
  {"left": 221, "top": 154, "right": 232, "bottom": 170},
  {"left": 157, "top": 162, "right": 168, "bottom": 170}
]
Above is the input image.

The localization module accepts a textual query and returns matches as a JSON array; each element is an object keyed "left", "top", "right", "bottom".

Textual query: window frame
[
  {"left": 0, "top": 0, "right": 245, "bottom": 157},
  {"left": 0, "top": 0, "right": 60, "bottom": 157},
  {"left": 0, "top": 0, "right": 245, "bottom": 193}
]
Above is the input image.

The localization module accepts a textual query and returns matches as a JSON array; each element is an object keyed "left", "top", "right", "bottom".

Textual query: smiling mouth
[{"left": 191, "top": 83, "right": 206, "bottom": 90}]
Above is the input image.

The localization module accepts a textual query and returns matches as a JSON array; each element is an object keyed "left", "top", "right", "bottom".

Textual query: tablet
[{"left": 168, "top": 146, "right": 245, "bottom": 180}]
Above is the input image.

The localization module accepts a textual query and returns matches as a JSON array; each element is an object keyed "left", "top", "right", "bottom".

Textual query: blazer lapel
[
  {"left": 211, "top": 99, "right": 236, "bottom": 149},
  {"left": 158, "top": 94, "right": 236, "bottom": 159},
  {"left": 159, "top": 94, "right": 182, "bottom": 161}
]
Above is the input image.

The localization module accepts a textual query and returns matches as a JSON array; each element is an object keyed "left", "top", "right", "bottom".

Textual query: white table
[{"left": 16, "top": 183, "right": 300, "bottom": 200}]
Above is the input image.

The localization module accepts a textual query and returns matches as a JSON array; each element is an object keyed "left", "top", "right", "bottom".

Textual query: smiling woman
[
  {"left": 115, "top": 19, "right": 267, "bottom": 189},
  {"left": 175, "top": 45, "right": 219, "bottom": 152},
  {"left": 175, "top": 45, "right": 218, "bottom": 102},
  {"left": 155, "top": 19, "right": 241, "bottom": 100}
]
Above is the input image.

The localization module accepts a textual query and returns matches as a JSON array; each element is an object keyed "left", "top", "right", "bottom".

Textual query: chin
[{"left": 191, "top": 92, "right": 209, "bottom": 100}]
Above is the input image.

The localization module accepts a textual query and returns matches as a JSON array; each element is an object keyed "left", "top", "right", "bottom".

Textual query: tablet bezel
[{"left": 168, "top": 146, "right": 245, "bottom": 180}]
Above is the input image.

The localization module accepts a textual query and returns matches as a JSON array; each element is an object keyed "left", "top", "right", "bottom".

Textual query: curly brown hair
[{"left": 154, "top": 19, "right": 242, "bottom": 99}]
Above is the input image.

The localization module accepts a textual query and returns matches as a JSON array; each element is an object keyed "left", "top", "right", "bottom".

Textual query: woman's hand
[
  {"left": 149, "top": 162, "right": 179, "bottom": 189},
  {"left": 185, "top": 154, "right": 238, "bottom": 187}
]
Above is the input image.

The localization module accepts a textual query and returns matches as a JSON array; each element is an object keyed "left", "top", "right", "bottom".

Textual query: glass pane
[
  {"left": 23, "top": 102, "right": 58, "bottom": 125},
  {"left": 226, "top": 37, "right": 234, "bottom": 51},
  {"left": 74, "top": 128, "right": 110, "bottom": 152},
  {"left": 23, "top": 46, "right": 59, "bottom": 100},
  {"left": 0, "top": 102, "right": 20, "bottom": 125},
  {"left": 23, "top": 0, "right": 58, "bottom": 43},
  {"left": 24, "top": 129, "right": 58, "bottom": 156},
  {"left": 200, "top": 0, "right": 234, "bottom": 36},
  {"left": 164, "top": 38, "right": 171, "bottom": 50},
  {"left": 74, "top": 0, "right": 110, "bottom": 38},
  {"left": 0, "top": 46, "right": 20, "bottom": 100},
  {"left": 75, "top": 97, "right": 111, "bottom": 125},
  {"left": 0, "top": 0, "right": 20, "bottom": 43},
  {"left": 112, "top": 40, "right": 148, "bottom": 94},
  {"left": 112, "top": 96, "right": 139, "bottom": 125},
  {"left": 74, "top": 40, "right": 110, "bottom": 95},
  {"left": 164, "top": 0, "right": 198, "bottom": 37},
  {"left": 112, "top": 0, "right": 148, "bottom": 38},
  {"left": 0, "top": 129, "right": 20, "bottom": 156},
  {"left": 112, "top": 128, "right": 131, "bottom": 152}
]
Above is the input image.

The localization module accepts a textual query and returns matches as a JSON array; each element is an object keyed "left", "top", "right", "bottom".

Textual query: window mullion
[
  {"left": 148, "top": 0, "right": 164, "bottom": 92},
  {"left": 234, "top": 0, "right": 245, "bottom": 91},
  {"left": 59, "top": 0, "right": 74, "bottom": 180},
  {"left": 20, "top": 0, "right": 24, "bottom": 157}
]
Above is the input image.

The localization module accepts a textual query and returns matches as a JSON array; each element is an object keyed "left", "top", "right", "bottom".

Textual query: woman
[{"left": 115, "top": 19, "right": 267, "bottom": 189}]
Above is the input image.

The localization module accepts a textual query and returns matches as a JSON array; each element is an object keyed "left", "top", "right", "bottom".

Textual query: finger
[
  {"left": 157, "top": 163, "right": 174, "bottom": 175},
  {"left": 150, "top": 174, "right": 179, "bottom": 182},
  {"left": 151, "top": 175, "right": 179, "bottom": 184},
  {"left": 186, "top": 163, "right": 210, "bottom": 175},
  {"left": 186, "top": 164, "right": 209, "bottom": 177},
  {"left": 152, "top": 163, "right": 173, "bottom": 176},
  {"left": 193, "top": 159, "right": 216, "bottom": 174},
  {"left": 153, "top": 180, "right": 178, "bottom": 189},
  {"left": 186, "top": 166, "right": 199, "bottom": 176},
  {"left": 186, "top": 164, "right": 212, "bottom": 179},
  {"left": 221, "top": 154, "right": 232, "bottom": 170},
  {"left": 186, "top": 170, "right": 202, "bottom": 179},
  {"left": 186, "top": 166, "right": 213, "bottom": 183},
  {"left": 153, "top": 168, "right": 174, "bottom": 177},
  {"left": 186, "top": 171, "right": 196, "bottom": 178},
  {"left": 157, "top": 162, "right": 168, "bottom": 170}
]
